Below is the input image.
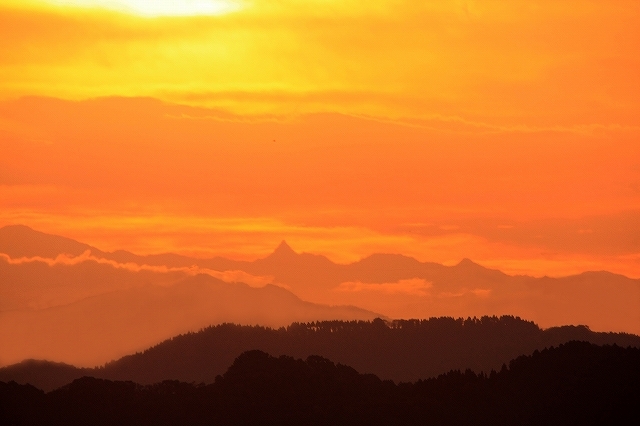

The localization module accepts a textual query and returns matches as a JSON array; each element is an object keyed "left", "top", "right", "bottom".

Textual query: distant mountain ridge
[
  {"left": 0, "top": 272, "right": 382, "bottom": 367},
  {"left": 1, "top": 224, "right": 634, "bottom": 285},
  {"left": 2, "top": 224, "right": 638, "bottom": 335},
  {"left": 2, "top": 224, "right": 640, "bottom": 369},
  {"left": 2, "top": 224, "right": 637, "bottom": 291},
  {"left": 2, "top": 316, "right": 639, "bottom": 392},
  {"left": 0, "top": 225, "right": 386, "bottom": 366},
  {"left": 0, "top": 225, "right": 96, "bottom": 260}
]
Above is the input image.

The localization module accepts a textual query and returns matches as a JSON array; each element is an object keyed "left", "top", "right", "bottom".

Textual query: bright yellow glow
[{"left": 42, "top": 0, "right": 242, "bottom": 16}]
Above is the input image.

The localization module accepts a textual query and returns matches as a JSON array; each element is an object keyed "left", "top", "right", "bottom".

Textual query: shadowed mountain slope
[
  {"left": 2, "top": 316, "right": 639, "bottom": 391},
  {"left": 1, "top": 342, "right": 639, "bottom": 425},
  {"left": 0, "top": 360, "right": 92, "bottom": 395},
  {"left": 0, "top": 225, "right": 97, "bottom": 259},
  {"left": 0, "top": 271, "right": 381, "bottom": 367}
]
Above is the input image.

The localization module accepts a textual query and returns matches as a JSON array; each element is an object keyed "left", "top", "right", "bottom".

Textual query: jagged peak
[{"left": 272, "top": 240, "right": 297, "bottom": 257}]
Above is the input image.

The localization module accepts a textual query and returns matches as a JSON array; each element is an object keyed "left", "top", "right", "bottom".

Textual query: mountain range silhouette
[{"left": 1, "top": 224, "right": 639, "bottom": 368}]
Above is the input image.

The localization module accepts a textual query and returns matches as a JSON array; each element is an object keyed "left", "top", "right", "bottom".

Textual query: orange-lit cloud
[
  {"left": 335, "top": 279, "right": 432, "bottom": 297},
  {"left": 437, "top": 288, "right": 492, "bottom": 299},
  {"left": 334, "top": 279, "right": 492, "bottom": 301}
]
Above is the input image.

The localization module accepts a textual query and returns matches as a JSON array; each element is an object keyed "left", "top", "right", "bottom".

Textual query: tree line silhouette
[
  {"left": 91, "top": 315, "right": 640, "bottom": 383},
  {"left": 2, "top": 316, "right": 639, "bottom": 392},
  {"left": 1, "top": 341, "right": 639, "bottom": 425}
]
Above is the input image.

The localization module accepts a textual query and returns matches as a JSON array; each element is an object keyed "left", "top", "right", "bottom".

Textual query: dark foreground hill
[
  {"left": 1, "top": 341, "right": 639, "bottom": 426},
  {"left": 2, "top": 316, "right": 639, "bottom": 391}
]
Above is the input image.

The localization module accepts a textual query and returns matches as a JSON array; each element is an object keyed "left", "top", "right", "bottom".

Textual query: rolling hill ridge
[
  {"left": 2, "top": 341, "right": 639, "bottom": 425},
  {"left": 2, "top": 316, "right": 639, "bottom": 391}
]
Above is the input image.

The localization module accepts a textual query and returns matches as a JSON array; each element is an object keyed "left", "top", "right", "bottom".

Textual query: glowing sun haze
[
  {"left": 18, "top": 0, "right": 243, "bottom": 16},
  {"left": 0, "top": 0, "right": 639, "bottom": 280}
]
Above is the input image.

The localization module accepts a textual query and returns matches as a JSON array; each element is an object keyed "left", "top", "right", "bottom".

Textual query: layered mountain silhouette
[
  {"left": 1, "top": 224, "right": 639, "bottom": 367},
  {"left": 1, "top": 317, "right": 639, "bottom": 392},
  {"left": 2, "top": 342, "right": 639, "bottom": 425},
  {"left": 0, "top": 272, "right": 380, "bottom": 367}
]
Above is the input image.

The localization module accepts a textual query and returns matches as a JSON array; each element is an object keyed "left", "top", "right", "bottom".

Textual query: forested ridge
[
  {"left": 2, "top": 316, "right": 639, "bottom": 392},
  {"left": 2, "top": 341, "right": 639, "bottom": 425},
  {"left": 109, "top": 315, "right": 636, "bottom": 384}
]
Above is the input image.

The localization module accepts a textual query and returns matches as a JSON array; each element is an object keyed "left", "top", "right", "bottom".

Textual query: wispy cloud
[
  {"left": 436, "top": 288, "right": 492, "bottom": 299},
  {"left": 0, "top": 251, "right": 273, "bottom": 287},
  {"left": 335, "top": 278, "right": 432, "bottom": 297}
]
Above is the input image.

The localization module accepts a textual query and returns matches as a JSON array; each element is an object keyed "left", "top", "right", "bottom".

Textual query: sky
[{"left": 1, "top": 0, "right": 639, "bottom": 278}]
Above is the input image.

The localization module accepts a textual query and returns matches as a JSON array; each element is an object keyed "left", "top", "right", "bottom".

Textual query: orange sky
[{"left": 1, "top": 0, "right": 639, "bottom": 278}]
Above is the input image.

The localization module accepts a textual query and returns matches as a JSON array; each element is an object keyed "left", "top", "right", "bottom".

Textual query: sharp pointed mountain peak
[{"left": 272, "top": 240, "right": 297, "bottom": 257}]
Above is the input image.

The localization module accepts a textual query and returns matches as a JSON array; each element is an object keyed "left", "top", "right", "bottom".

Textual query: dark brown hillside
[
  {"left": 3, "top": 316, "right": 639, "bottom": 391},
  {"left": 2, "top": 342, "right": 639, "bottom": 426},
  {"left": 95, "top": 316, "right": 639, "bottom": 385}
]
